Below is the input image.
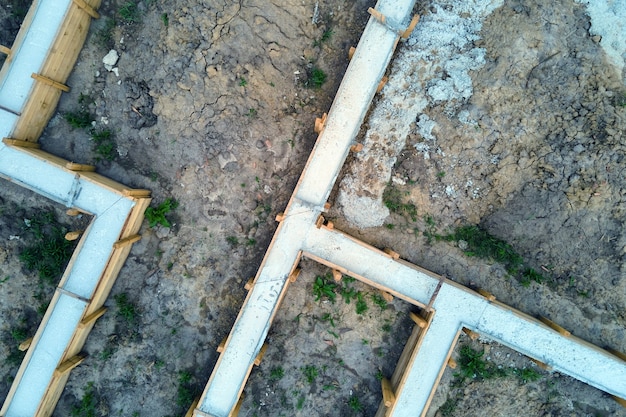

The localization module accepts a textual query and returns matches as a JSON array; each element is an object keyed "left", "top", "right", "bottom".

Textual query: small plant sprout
[
  {"left": 302, "top": 365, "right": 318, "bottom": 384},
  {"left": 348, "top": 395, "right": 363, "bottom": 411},
  {"left": 355, "top": 292, "right": 368, "bottom": 315},
  {"left": 239, "top": 77, "right": 247, "bottom": 87},
  {"left": 269, "top": 366, "right": 285, "bottom": 381},
  {"left": 312, "top": 274, "right": 337, "bottom": 302},
  {"left": 161, "top": 12, "right": 168, "bottom": 26}
]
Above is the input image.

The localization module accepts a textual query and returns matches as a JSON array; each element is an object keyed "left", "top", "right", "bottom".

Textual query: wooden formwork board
[
  {"left": 10, "top": 0, "right": 101, "bottom": 142},
  {"left": 34, "top": 371, "right": 72, "bottom": 417},
  {"left": 0, "top": 0, "right": 39, "bottom": 82},
  {"left": 197, "top": 248, "right": 303, "bottom": 415}
]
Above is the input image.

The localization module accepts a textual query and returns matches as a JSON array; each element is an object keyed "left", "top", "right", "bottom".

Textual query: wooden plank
[
  {"left": 244, "top": 278, "right": 255, "bottom": 291},
  {"left": 53, "top": 353, "right": 86, "bottom": 376},
  {"left": 348, "top": 46, "right": 356, "bottom": 60},
  {"left": 0, "top": 45, "right": 10, "bottom": 55},
  {"left": 31, "top": 73, "right": 70, "bottom": 92},
  {"left": 72, "top": 0, "right": 100, "bottom": 18},
  {"left": 315, "top": 215, "right": 325, "bottom": 228},
  {"left": 253, "top": 343, "right": 268, "bottom": 366},
  {"left": 539, "top": 316, "right": 571, "bottom": 337},
  {"left": 66, "top": 162, "right": 96, "bottom": 172},
  {"left": 2, "top": 138, "right": 40, "bottom": 148},
  {"left": 112, "top": 234, "right": 141, "bottom": 249},
  {"left": 379, "top": 289, "right": 393, "bottom": 302},
  {"left": 611, "top": 395, "right": 626, "bottom": 408},
  {"left": 381, "top": 377, "right": 396, "bottom": 408},
  {"left": 78, "top": 306, "right": 107, "bottom": 328},
  {"left": 18, "top": 337, "right": 33, "bottom": 352},
  {"left": 377, "top": 76, "right": 388, "bottom": 93},
  {"left": 529, "top": 357, "right": 553, "bottom": 371}
]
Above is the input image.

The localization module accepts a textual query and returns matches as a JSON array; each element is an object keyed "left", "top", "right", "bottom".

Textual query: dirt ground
[{"left": 1, "top": 0, "right": 625, "bottom": 416}]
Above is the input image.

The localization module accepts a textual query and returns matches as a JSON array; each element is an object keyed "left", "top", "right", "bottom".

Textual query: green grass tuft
[{"left": 144, "top": 198, "right": 178, "bottom": 228}]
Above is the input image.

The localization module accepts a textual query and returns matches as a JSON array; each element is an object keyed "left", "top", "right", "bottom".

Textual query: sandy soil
[{"left": 1, "top": 0, "right": 625, "bottom": 416}]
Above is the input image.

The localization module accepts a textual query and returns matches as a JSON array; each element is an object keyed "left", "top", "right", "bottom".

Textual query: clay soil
[{"left": 1, "top": 0, "right": 625, "bottom": 416}]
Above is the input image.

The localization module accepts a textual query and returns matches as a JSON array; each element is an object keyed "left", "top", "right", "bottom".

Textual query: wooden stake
[
  {"left": 217, "top": 336, "right": 227, "bottom": 353},
  {"left": 332, "top": 269, "right": 343, "bottom": 282},
  {"left": 381, "top": 378, "right": 396, "bottom": 407},
  {"left": 113, "top": 234, "right": 141, "bottom": 249},
  {"left": 253, "top": 343, "right": 268, "bottom": 366},
  {"left": 539, "top": 316, "right": 571, "bottom": 337},
  {"left": 607, "top": 348, "right": 626, "bottom": 362},
  {"left": 348, "top": 46, "right": 356, "bottom": 60},
  {"left": 123, "top": 189, "right": 152, "bottom": 198},
  {"left": 377, "top": 76, "right": 388, "bottom": 93},
  {"left": 611, "top": 395, "right": 626, "bottom": 408},
  {"left": 244, "top": 278, "right": 254, "bottom": 291},
  {"left": 529, "top": 357, "right": 552, "bottom": 371},
  {"left": 409, "top": 311, "right": 427, "bottom": 328},
  {"left": 383, "top": 248, "right": 400, "bottom": 260},
  {"left": 477, "top": 288, "right": 496, "bottom": 301},
  {"left": 288, "top": 268, "right": 301, "bottom": 283},
  {"left": 447, "top": 357, "right": 457, "bottom": 369},
  {"left": 78, "top": 306, "right": 107, "bottom": 328},
  {"left": 66, "top": 208, "right": 84, "bottom": 216},
  {"left": 401, "top": 14, "right": 420, "bottom": 39},
  {"left": 184, "top": 397, "right": 200, "bottom": 417},
  {"left": 54, "top": 353, "right": 86, "bottom": 376},
  {"left": 228, "top": 395, "right": 245, "bottom": 417},
  {"left": 2, "top": 138, "right": 40, "bottom": 148},
  {"left": 379, "top": 289, "right": 393, "bottom": 303},
  {"left": 65, "top": 230, "right": 83, "bottom": 241},
  {"left": 323, "top": 202, "right": 331, "bottom": 211},
  {"left": 72, "top": 0, "right": 100, "bottom": 18},
  {"left": 275, "top": 212, "right": 285, "bottom": 222},
  {"left": 314, "top": 113, "right": 327, "bottom": 133},
  {"left": 350, "top": 143, "right": 363, "bottom": 152},
  {"left": 462, "top": 327, "right": 479, "bottom": 340},
  {"left": 31, "top": 73, "right": 70, "bottom": 92},
  {"left": 368, "top": 7, "right": 386, "bottom": 25},
  {"left": 315, "top": 215, "right": 325, "bottom": 229},
  {"left": 0, "top": 45, "right": 10, "bottom": 55},
  {"left": 18, "top": 337, "right": 33, "bottom": 352},
  {"left": 325, "top": 221, "right": 334, "bottom": 230},
  {"left": 65, "top": 162, "right": 96, "bottom": 172}
]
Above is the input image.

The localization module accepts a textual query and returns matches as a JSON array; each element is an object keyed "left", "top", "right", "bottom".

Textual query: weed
[
  {"left": 161, "top": 12, "right": 168, "bottom": 26},
  {"left": 155, "top": 359, "right": 165, "bottom": 370},
  {"left": 91, "top": 129, "right": 116, "bottom": 161},
  {"left": 375, "top": 370, "right": 384, "bottom": 381},
  {"left": 327, "top": 329, "right": 339, "bottom": 338},
  {"left": 340, "top": 286, "right": 358, "bottom": 304},
  {"left": 95, "top": 18, "right": 116, "bottom": 48},
  {"left": 370, "top": 293, "right": 388, "bottom": 310},
  {"left": 71, "top": 382, "right": 98, "bottom": 417},
  {"left": 177, "top": 371, "right": 196, "bottom": 407},
  {"left": 99, "top": 346, "right": 115, "bottom": 361},
  {"left": 513, "top": 367, "right": 541, "bottom": 383},
  {"left": 383, "top": 185, "right": 418, "bottom": 221},
  {"left": 348, "top": 395, "right": 363, "bottom": 411},
  {"left": 355, "top": 292, "right": 368, "bottom": 315},
  {"left": 270, "top": 366, "right": 285, "bottom": 381},
  {"left": 343, "top": 276, "right": 356, "bottom": 284},
  {"left": 385, "top": 223, "right": 395, "bottom": 230},
  {"left": 313, "top": 28, "right": 334, "bottom": 47},
  {"left": 437, "top": 171, "right": 446, "bottom": 178},
  {"left": 381, "top": 322, "right": 392, "bottom": 332},
  {"left": 313, "top": 274, "right": 336, "bottom": 302},
  {"left": 78, "top": 93, "right": 93, "bottom": 106},
  {"left": 9, "top": 0, "right": 29, "bottom": 19},
  {"left": 247, "top": 108, "right": 257, "bottom": 118},
  {"left": 361, "top": 339, "right": 369, "bottom": 345},
  {"left": 226, "top": 236, "right": 239, "bottom": 246},
  {"left": 448, "top": 225, "right": 523, "bottom": 274},
  {"left": 239, "top": 77, "right": 247, "bottom": 87},
  {"left": 520, "top": 268, "right": 545, "bottom": 287},
  {"left": 296, "top": 395, "right": 305, "bottom": 410},
  {"left": 0, "top": 275, "right": 10, "bottom": 284},
  {"left": 114, "top": 292, "right": 138, "bottom": 325},
  {"left": 118, "top": 1, "right": 140, "bottom": 23},
  {"left": 246, "top": 238, "right": 256, "bottom": 246},
  {"left": 144, "top": 198, "right": 179, "bottom": 228},
  {"left": 307, "top": 67, "right": 327, "bottom": 89},
  {"left": 457, "top": 345, "right": 506, "bottom": 381},
  {"left": 439, "top": 397, "right": 457, "bottom": 417},
  {"left": 320, "top": 313, "right": 336, "bottom": 327},
  {"left": 19, "top": 211, "right": 74, "bottom": 284},
  {"left": 65, "top": 110, "right": 93, "bottom": 129},
  {"left": 10, "top": 326, "right": 28, "bottom": 343},
  {"left": 302, "top": 365, "right": 318, "bottom": 384}
]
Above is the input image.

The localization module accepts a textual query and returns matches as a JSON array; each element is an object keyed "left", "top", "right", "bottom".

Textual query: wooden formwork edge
[
  {"left": 0, "top": 45, "right": 10, "bottom": 55},
  {"left": 539, "top": 316, "right": 571, "bottom": 337},
  {"left": 113, "top": 234, "right": 141, "bottom": 249},
  {"left": 31, "top": 73, "right": 70, "bottom": 92},
  {"left": 53, "top": 353, "right": 87, "bottom": 377},
  {"left": 78, "top": 306, "right": 107, "bottom": 329},
  {"left": 2, "top": 137, "right": 40, "bottom": 148},
  {"left": 72, "top": 0, "right": 100, "bottom": 18},
  {"left": 184, "top": 397, "right": 200, "bottom": 417}
]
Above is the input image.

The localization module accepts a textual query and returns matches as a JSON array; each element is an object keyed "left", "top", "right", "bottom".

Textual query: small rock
[
  {"left": 458, "top": 240, "right": 468, "bottom": 250},
  {"left": 217, "top": 152, "right": 237, "bottom": 170},
  {"left": 103, "top": 50, "right": 119, "bottom": 71},
  {"left": 591, "top": 35, "right": 602, "bottom": 43},
  {"left": 155, "top": 226, "right": 171, "bottom": 239}
]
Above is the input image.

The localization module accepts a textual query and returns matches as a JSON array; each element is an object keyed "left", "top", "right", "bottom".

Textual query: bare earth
[{"left": 1, "top": 0, "right": 625, "bottom": 416}]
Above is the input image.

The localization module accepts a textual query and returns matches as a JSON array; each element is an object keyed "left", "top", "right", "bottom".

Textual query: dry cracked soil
[{"left": 1, "top": 0, "right": 626, "bottom": 416}]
